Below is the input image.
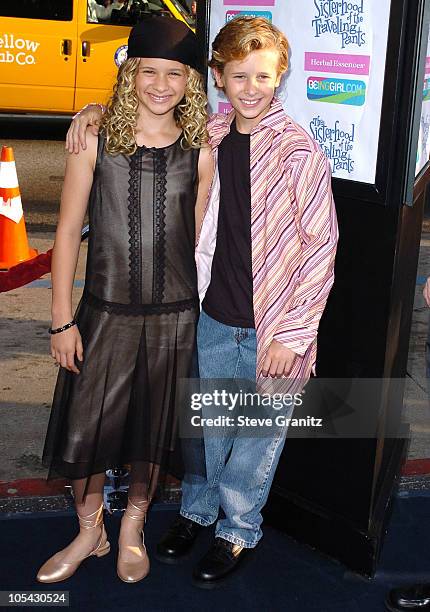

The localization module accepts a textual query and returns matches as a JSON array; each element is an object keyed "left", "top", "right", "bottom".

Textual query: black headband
[{"left": 127, "top": 16, "right": 199, "bottom": 71}]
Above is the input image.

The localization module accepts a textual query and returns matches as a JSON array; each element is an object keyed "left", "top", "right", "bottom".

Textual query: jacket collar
[{"left": 209, "top": 97, "right": 290, "bottom": 149}]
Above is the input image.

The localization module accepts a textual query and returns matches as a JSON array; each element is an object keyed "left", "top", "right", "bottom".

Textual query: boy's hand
[
  {"left": 424, "top": 276, "right": 430, "bottom": 307},
  {"left": 262, "top": 339, "right": 297, "bottom": 378},
  {"left": 66, "top": 105, "right": 103, "bottom": 154},
  {"left": 51, "top": 326, "right": 84, "bottom": 374}
]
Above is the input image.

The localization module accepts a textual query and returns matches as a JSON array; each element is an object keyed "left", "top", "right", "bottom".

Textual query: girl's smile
[{"left": 136, "top": 58, "right": 188, "bottom": 118}]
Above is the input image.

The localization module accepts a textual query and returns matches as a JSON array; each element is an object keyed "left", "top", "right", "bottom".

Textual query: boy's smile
[{"left": 213, "top": 49, "right": 282, "bottom": 133}]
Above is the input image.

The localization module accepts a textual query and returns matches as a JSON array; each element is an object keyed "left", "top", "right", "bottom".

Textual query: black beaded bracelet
[{"left": 49, "top": 320, "right": 77, "bottom": 335}]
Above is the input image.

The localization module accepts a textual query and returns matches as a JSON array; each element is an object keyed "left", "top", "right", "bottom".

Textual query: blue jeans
[{"left": 180, "top": 310, "right": 291, "bottom": 548}]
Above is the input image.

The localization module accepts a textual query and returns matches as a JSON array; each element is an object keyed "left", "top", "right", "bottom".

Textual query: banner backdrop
[
  {"left": 416, "top": 28, "right": 430, "bottom": 176},
  {"left": 207, "top": 1, "right": 391, "bottom": 184}
]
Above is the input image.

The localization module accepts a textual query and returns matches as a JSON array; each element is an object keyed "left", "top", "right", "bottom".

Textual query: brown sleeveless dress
[{"left": 42, "top": 134, "right": 200, "bottom": 499}]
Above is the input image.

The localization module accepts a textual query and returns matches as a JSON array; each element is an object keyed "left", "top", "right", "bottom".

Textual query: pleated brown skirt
[{"left": 42, "top": 297, "right": 199, "bottom": 498}]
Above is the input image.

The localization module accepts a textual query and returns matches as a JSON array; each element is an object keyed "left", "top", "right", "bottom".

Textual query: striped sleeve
[{"left": 272, "top": 149, "right": 339, "bottom": 356}]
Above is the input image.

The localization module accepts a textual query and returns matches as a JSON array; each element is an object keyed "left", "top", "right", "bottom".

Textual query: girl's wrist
[
  {"left": 51, "top": 312, "right": 74, "bottom": 327},
  {"left": 49, "top": 320, "right": 77, "bottom": 335},
  {"left": 73, "top": 102, "right": 105, "bottom": 120}
]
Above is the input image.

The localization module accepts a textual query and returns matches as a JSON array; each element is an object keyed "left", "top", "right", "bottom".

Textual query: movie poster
[
  {"left": 207, "top": 0, "right": 391, "bottom": 184},
  {"left": 416, "top": 28, "right": 430, "bottom": 177}
]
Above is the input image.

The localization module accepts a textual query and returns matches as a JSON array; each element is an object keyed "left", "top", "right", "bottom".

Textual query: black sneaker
[
  {"left": 192, "top": 538, "right": 253, "bottom": 589},
  {"left": 156, "top": 515, "right": 205, "bottom": 564}
]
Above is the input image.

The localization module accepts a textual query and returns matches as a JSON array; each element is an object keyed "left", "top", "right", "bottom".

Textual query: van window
[
  {"left": 87, "top": 0, "right": 187, "bottom": 26},
  {"left": 0, "top": 0, "right": 73, "bottom": 21},
  {"left": 169, "top": 0, "right": 195, "bottom": 28}
]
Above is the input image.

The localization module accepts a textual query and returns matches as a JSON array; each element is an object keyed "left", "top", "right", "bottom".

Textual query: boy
[{"left": 67, "top": 16, "right": 338, "bottom": 588}]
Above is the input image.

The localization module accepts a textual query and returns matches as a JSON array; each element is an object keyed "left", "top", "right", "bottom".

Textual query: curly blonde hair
[
  {"left": 209, "top": 16, "right": 289, "bottom": 80},
  {"left": 100, "top": 58, "right": 208, "bottom": 155}
]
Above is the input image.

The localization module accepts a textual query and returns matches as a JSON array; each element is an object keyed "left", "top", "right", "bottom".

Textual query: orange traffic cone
[{"left": 0, "top": 146, "right": 37, "bottom": 270}]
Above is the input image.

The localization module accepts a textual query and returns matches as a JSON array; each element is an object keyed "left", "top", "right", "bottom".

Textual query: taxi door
[
  {"left": 75, "top": 0, "right": 130, "bottom": 111},
  {"left": 0, "top": 1, "right": 78, "bottom": 113}
]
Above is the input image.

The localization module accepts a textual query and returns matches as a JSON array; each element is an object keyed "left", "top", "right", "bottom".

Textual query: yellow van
[{"left": 0, "top": 0, "right": 195, "bottom": 115}]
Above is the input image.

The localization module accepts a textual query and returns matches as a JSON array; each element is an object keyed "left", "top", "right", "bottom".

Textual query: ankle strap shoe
[
  {"left": 78, "top": 503, "right": 104, "bottom": 529},
  {"left": 36, "top": 502, "right": 110, "bottom": 584},
  {"left": 117, "top": 499, "right": 150, "bottom": 583},
  {"left": 124, "top": 499, "right": 150, "bottom": 523}
]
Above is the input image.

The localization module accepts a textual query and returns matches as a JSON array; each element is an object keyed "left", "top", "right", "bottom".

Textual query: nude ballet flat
[
  {"left": 117, "top": 499, "right": 150, "bottom": 583},
  {"left": 37, "top": 503, "right": 110, "bottom": 583}
]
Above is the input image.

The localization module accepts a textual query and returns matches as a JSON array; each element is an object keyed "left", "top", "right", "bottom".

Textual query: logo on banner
[
  {"left": 420, "top": 114, "right": 430, "bottom": 163},
  {"left": 226, "top": 10, "right": 272, "bottom": 22},
  {"left": 309, "top": 116, "right": 356, "bottom": 174},
  {"left": 218, "top": 102, "right": 233, "bottom": 114},
  {"left": 312, "top": 0, "right": 366, "bottom": 48},
  {"left": 304, "top": 52, "right": 370, "bottom": 76},
  {"left": 223, "top": 0, "right": 275, "bottom": 6},
  {"left": 307, "top": 77, "right": 366, "bottom": 105},
  {"left": 424, "top": 76, "right": 430, "bottom": 102}
]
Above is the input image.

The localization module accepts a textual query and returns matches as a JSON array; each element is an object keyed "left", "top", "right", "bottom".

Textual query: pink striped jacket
[{"left": 195, "top": 97, "right": 339, "bottom": 384}]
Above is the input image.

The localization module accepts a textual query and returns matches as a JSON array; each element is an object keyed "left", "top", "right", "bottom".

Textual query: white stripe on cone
[
  {"left": 0, "top": 160, "right": 19, "bottom": 189},
  {"left": 0, "top": 195, "right": 23, "bottom": 223}
]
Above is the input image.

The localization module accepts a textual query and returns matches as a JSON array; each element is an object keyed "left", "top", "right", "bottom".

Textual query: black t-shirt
[{"left": 202, "top": 120, "right": 255, "bottom": 328}]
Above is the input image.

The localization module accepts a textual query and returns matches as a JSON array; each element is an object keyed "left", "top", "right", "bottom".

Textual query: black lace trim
[
  {"left": 152, "top": 149, "right": 167, "bottom": 303},
  {"left": 83, "top": 288, "right": 199, "bottom": 317},
  {"left": 128, "top": 150, "right": 143, "bottom": 303}
]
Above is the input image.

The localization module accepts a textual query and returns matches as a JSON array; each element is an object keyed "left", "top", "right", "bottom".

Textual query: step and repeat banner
[
  {"left": 207, "top": 1, "right": 391, "bottom": 184},
  {"left": 416, "top": 27, "right": 430, "bottom": 177}
]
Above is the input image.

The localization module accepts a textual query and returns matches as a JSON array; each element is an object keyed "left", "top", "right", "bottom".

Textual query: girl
[{"left": 37, "top": 16, "right": 212, "bottom": 584}]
